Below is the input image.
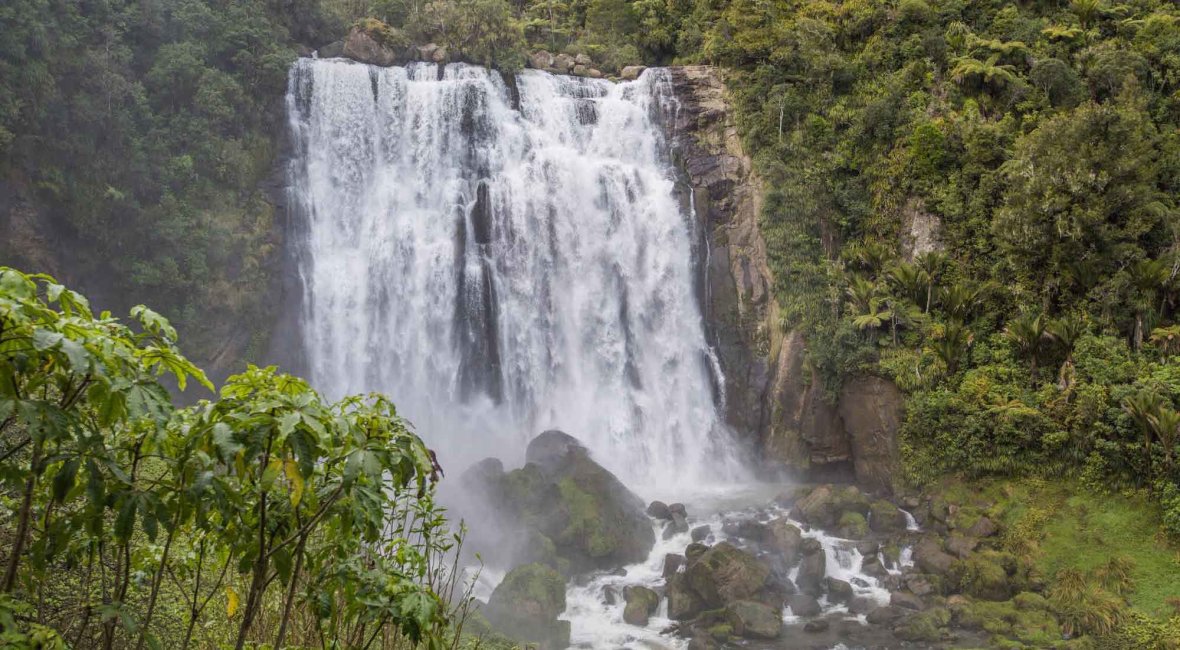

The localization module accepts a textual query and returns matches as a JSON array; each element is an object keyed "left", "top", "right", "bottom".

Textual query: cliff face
[{"left": 666, "top": 66, "right": 902, "bottom": 493}]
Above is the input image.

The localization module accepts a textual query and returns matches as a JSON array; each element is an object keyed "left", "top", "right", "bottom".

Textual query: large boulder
[
  {"left": 795, "top": 484, "right": 869, "bottom": 528},
  {"left": 623, "top": 586, "right": 659, "bottom": 625},
  {"left": 340, "top": 22, "right": 410, "bottom": 67},
  {"left": 620, "top": 65, "right": 647, "bottom": 80},
  {"left": 686, "top": 542, "right": 770, "bottom": 607},
  {"left": 786, "top": 593, "right": 821, "bottom": 617},
  {"left": 914, "top": 538, "right": 957, "bottom": 576},
  {"left": 667, "top": 572, "right": 704, "bottom": 620},
  {"left": 528, "top": 50, "right": 555, "bottom": 70},
  {"left": 485, "top": 564, "right": 570, "bottom": 649},
  {"left": 764, "top": 518, "right": 803, "bottom": 565},
  {"left": 794, "top": 539, "right": 826, "bottom": 597},
  {"left": 950, "top": 552, "right": 1011, "bottom": 601},
  {"left": 869, "top": 500, "right": 908, "bottom": 533},
  {"left": 725, "top": 600, "right": 782, "bottom": 639},
  {"left": 493, "top": 431, "right": 656, "bottom": 573},
  {"left": 553, "top": 53, "right": 575, "bottom": 72}
]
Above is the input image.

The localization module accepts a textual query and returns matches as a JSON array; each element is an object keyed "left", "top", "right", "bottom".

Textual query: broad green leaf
[
  {"left": 211, "top": 422, "right": 241, "bottom": 458},
  {"left": 31, "top": 329, "right": 63, "bottom": 351},
  {"left": 51, "top": 458, "right": 80, "bottom": 503},
  {"left": 284, "top": 459, "right": 304, "bottom": 507},
  {"left": 115, "top": 496, "right": 138, "bottom": 541},
  {"left": 278, "top": 411, "right": 300, "bottom": 437},
  {"left": 261, "top": 458, "right": 282, "bottom": 490}
]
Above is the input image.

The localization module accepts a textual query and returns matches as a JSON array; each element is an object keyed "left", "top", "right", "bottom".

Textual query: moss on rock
[{"left": 486, "top": 563, "right": 570, "bottom": 649}]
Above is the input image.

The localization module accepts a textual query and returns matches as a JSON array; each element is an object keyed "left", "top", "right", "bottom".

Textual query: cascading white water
[{"left": 285, "top": 58, "right": 742, "bottom": 493}]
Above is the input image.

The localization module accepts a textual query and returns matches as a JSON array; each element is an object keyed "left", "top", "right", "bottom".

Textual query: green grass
[
  {"left": 1037, "top": 488, "right": 1180, "bottom": 616},
  {"left": 931, "top": 477, "right": 1180, "bottom": 617}
]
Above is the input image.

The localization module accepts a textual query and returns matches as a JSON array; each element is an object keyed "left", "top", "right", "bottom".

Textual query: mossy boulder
[
  {"left": 869, "top": 499, "right": 908, "bottom": 533},
  {"left": 950, "top": 595, "right": 1061, "bottom": 646},
  {"left": 340, "top": 20, "right": 412, "bottom": 66},
  {"left": 951, "top": 551, "right": 1016, "bottom": 601},
  {"left": 894, "top": 606, "right": 951, "bottom": 642},
  {"left": 764, "top": 518, "right": 803, "bottom": 564},
  {"left": 837, "top": 511, "right": 869, "bottom": 539},
  {"left": 484, "top": 431, "right": 655, "bottom": 573},
  {"left": 725, "top": 600, "right": 783, "bottom": 639},
  {"left": 914, "top": 537, "right": 957, "bottom": 576},
  {"left": 485, "top": 563, "right": 570, "bottom": 649},
  {"left": 707, "top": 623, "right": 732, "bottom": 641},
  {"left": 686, "top": 542, "right": 770, "bottom": 607},
  {"left": 622, "top": 586, "right": 659, "bottom": 625},
  {"left": 795, "top": 484, "right": 870, "bottom": 528},
  {"left": 667, "top": 572, "right": 704, "bottom": 620}
]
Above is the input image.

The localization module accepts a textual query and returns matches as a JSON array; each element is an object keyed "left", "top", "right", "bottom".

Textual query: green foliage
[
  {"left": 0, "top": 268, "right": 468, "bottom": 649},
  {"left": 418, "top": 0, "right": 527, "bottom": 70},
  {"left": 0, "top": 0, "right": 343, "bottom": 366}
]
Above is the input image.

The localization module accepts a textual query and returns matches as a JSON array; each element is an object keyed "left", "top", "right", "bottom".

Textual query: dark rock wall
[{"left": 667, "top": 66, "right": 903, "bottom": 492}]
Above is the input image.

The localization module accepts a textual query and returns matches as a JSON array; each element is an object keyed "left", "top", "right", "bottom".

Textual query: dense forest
[{"left": 4, "top": 0, "right": 1180, "bottom": 647}]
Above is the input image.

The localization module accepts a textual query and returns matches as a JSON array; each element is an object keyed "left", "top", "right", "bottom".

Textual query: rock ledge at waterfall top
[
  {"left": 458, "top": 430, "right": 656, "bottom": 575},
  {"left": 316, "top": 25, "right": 622, "bottom": 80}
]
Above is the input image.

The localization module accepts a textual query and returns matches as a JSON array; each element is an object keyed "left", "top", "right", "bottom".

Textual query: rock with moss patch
[
  {"left": 623, "top": 586, "right": 660, "bottom": 625},
  {"left": 952, "top": 596, "right": 1061, "bottom": 645},
  {"left": 967, "top": 516, "right": 998, "bottom": 538},
  {"left": 621, "top": 65, "right": 647, "bottom": 80},
  {"left": 341, "top": 21, "right": 411, "bottom": 66},
  {"left": 866, "top": 605, "right": 909, "bottom": 625},
  {"left": 764, "top": 518, "right": 803, "bottom": 564},
  {"left": 894, "top": 606, "right": 950, "bottom": 642},
  {"left": 950, "top": 551, "right": 1013, "bottom": 601},
  {"left": 837, "top": 511, "right": 869, "bottom": 539},
  {"left": 667, "top": 572, "right": 704, "bottom": 619},
  {"left": 685, "top": 542, "right": 708, "bottom": 563},
  {"left": 725, "top": 600, "right": 783, "bottom": 639},
  {"left": 945, "top": 534, "right": 979, "bottom": 558},
  {"left": 493, "top": 431, "right": 655, "bottom": 573},
  {"left": 914, "top": 537, "right": 957, "bottom": 576},
  {"left": 869, "top": 500, "right": 908, "bottom": 533},
  {"left": 686, "top": 542, "right": 770, "bottom": 607},
  {"left": 799, "top": 484, "right": 871, "bottom": 528},
  {"left": 486, "top": 563, "right": 569, "bottom": 649}
]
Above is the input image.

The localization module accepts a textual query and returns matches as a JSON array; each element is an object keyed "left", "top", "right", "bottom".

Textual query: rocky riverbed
[{"left": 455, "top": 432, "right": 1058, "bottom": 649}]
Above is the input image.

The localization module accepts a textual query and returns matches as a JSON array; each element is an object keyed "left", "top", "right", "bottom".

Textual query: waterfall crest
[{"left": 286, "top": 59, "right": 742, "bottom": 492}]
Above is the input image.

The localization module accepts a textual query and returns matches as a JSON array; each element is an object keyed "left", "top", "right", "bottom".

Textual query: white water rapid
[{"left": 286, "top": 59, "right": 742, "bottom": 494}]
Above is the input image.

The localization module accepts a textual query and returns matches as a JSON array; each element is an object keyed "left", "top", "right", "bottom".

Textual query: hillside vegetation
[{"left": 4, "top": 0, "right": 1180, "bottom": 645}]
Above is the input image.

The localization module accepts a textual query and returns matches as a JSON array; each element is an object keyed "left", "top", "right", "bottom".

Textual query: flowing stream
[{"left": 286, "top": 58, "right": 740, "bottom": 494}]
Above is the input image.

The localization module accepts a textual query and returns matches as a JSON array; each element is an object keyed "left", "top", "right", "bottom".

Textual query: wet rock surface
[
  {"left": 457, "top": 431, "right": 655, "bottom": 574},
  {"left": 485, "top": 563, "right": 569, "bottom": 649},
  {"left": 666, "top": 67, "right": 905, "bottom": 489}
]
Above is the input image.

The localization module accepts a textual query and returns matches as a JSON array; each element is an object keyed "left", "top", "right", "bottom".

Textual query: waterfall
[{"left": 285, "top": 59, "right": 741, "bottom": 493}]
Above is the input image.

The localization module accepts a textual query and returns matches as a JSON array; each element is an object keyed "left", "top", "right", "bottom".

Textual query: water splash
[{"left": 286, "top": 59, "right": 744, "bottom": 492}]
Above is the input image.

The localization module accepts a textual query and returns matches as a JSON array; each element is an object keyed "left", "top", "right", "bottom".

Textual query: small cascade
[{"left": 561, "top": 496, "right": 920, "bottom": 647}]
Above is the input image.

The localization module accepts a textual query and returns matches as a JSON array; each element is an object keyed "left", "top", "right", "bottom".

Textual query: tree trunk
[
  {"left": 274, "top": 535, "right": 308, "bottom": 650},
  {"left": 234, "top": 555, "right": 270, "bottom": 650},
  {"left": 2, "top": 440, "right": 43, "bottom": 593},
  {"left": 134, "top": 521, "right": 178, "bottom": 650}
]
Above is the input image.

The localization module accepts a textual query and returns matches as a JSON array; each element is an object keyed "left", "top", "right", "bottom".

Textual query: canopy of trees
[{"left": 0, "top": 267, "right": 466, "bottom": 649}]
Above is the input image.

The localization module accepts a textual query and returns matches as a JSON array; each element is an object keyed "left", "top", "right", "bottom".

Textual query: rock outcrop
[
  {"left": 485, "top": 563, "right": 570, "bottom": 649},
  {"left": 667, "top": 66, "right": 904, "bottom": 492},
  {"left": 458, "top": 431, "right": 655, "bottom": 575}
]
